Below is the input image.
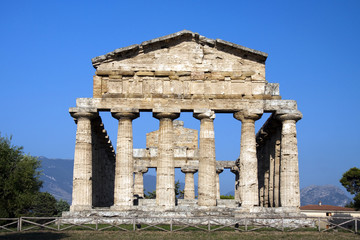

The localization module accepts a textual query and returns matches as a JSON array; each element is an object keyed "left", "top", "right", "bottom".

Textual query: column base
[
  {"left": 110, "top": 205, "right": 134, "bottom": 211},
  {"left": 198, "top": 199, "right": 217, "bottom": 207},
  {"left": 70, "top": 205, "right": 92, "bottom": 212}
]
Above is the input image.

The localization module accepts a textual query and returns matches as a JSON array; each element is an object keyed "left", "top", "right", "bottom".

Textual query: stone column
[
  {"left": 216, "top": 168, "right": 224, "bottom": 199},
  {"left": 231, "top": 165, "right": 240, "bottom": 202},
  {"left": 194, "top": 110, "right": 217, "bottom": 206},
  {"left": 134, "top": 167, "right": 148, "bottom": 198},
  {"left": 234, "top": 111, "right": 262, "bottom": 207},
  {"left": 181, "top": 167, "right": 197, "bottom": 199},
  {"left": 277, "top": 112, "right": 302, "bottom": 208},
  {"left": 268, "top": 136, "right": 275, "bottom": 207},
  {"left": 111, "top": 111, "right": 139, "bottom": 209},
  {"left": 274, "top": 135, "right": 281, "bottom": 207},
  {"left": 70, "top": 111, "right": 97, "bottom": 211},
  {"left": 153, "top": 112, "right": 179, "bottom": 209}
]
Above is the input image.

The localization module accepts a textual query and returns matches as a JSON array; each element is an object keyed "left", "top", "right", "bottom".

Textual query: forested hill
[{"left": 38, "top": 156, "right": 73, "bottom": 203}]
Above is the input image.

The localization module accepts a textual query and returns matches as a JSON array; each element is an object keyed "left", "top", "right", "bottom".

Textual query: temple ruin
[{"left": 66, "top": 30, "right": 302, "bottom": 218}]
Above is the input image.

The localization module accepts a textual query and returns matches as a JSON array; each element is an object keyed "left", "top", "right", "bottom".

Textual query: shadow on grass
[{"left": 0, "top": 232, "right": 69, "bottom": 240}]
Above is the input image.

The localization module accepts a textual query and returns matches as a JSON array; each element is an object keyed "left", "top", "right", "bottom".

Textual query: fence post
[
  {"left": 281, "top": 217, "right": 284, "bottom": 232},
  {"left": 133, "top": 218, "right": 135, "bottom": 231},
  {"left": 318, "top": 217, "right": 321, "bottom": 232},
  {"left": 17, "top": 218, "right": 20, "bottom": 231},
  {"left": 19, "top": 217, "right": 22, "bottom": 232},
  {"left": 170, "top": 218, "right": 173, "bottom": 232},
  {"left": 355, "top": 218, "right": 358, "bottom": 234},
  {"left": 245, "top": 218, "right": 248, "bottom": 231},
  {"left": 57, "top": 217, "right": 60, "bottom": 231},
  {"left": 208, "top": 218, "right": 211, "bottom": 232}
]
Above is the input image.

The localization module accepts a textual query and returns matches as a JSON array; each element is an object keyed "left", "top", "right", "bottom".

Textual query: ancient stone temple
[{"left": 67, "top": 30, "right": 302, "bottom": 217}]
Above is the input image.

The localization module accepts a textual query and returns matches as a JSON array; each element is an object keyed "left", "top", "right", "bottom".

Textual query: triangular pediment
[
  {"left": 92, "top": 30, "right": 268, "bottom": 73},
  {"left": 91, "top": 31, "right": 275, "bottom": 99}
]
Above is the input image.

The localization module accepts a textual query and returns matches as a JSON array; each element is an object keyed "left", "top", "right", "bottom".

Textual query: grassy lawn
[{"left": 0, "top": 231, "right": 359, "bottom": 240}]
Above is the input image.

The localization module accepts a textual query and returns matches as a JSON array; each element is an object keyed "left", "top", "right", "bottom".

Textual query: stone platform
[
  {"left": 62, "top": 200, "right": 310, "bottom": 228},
  {"left": 63, "top": 199, "right": 303, "bottom": 219}
]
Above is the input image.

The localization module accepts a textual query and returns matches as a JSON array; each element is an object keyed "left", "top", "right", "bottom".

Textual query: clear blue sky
[{"left": 1, "top": 0, "right": 359, "bottom": 195}]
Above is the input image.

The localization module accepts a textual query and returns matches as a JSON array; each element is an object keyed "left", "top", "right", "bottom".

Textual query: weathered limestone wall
[
  {"left": 134, "top": 166, "right": 148, "bottom": 198},
  {"left": 256, "top": 112, "right": 301, "bottom": 208},
  {"left": 147, "top": 120, "right": 198, "bottom": 149},
  {"left": 91, "top": 117, "right": 115, "bottom": 208},
  {"left": 70, "top": 112, "right": 115, "bottom": 211},
  {"left": 95, "top": 70, "right": 269, "bottom": 99},
  {"left": 91, "top": 31, "right": 275, "bottom": 100},
  {"left": 95, "top": 40, "right": 266, "bottom": 76},
  {"left": 256, "top": 115, "right": 281, "bottom": 208}
]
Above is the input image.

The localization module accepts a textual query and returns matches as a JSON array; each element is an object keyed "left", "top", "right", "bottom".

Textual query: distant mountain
[
  {"left": 38, "top": 157, "right": 190, "bottom": 203},
  {"left": 227, "top": 185, "right": 351, "bottom": 207},
  {"left": 38, "top": 156, "right": 73, "bottom": 203},
  {"left": 300, "top": 185, "right": 351, "bottom": 207}
]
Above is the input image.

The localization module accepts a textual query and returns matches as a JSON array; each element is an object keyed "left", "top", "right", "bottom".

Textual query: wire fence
[{"left": 0, "top": 216, "right": 359, "bottom": 234}]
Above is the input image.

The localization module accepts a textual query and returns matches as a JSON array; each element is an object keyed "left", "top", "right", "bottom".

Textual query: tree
[
  {"left": 144, "top": 181, "right": 184, "bottom": 200},
  {"left": 340, "top": 167, "right": 360, "bottom": 210},
  {"left": 55, "top": 199, "right": 70, "bottom": 216},
  {"left": 175, "top": 180, "right": 184, "bottom": 199},
  {"left": 0, "top": 134, "right": 43, "bottom": 217},
  {"left": 144, "top": 190, "right": 156, "bottom": 199},
  {"left": 220, "top": 194, "right": 234, "bottom": 199},
  {"left": 30, "top": 192, "right": 57, "bottom": 217}
]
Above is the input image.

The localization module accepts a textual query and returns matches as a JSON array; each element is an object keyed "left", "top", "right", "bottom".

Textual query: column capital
[
  {"left": 193, "top": 109, "right": 215, "bottom": 120},
  {"left": 216, "top": 167, "right": 224, "bottom": 174},
  {"left": 134, "top": 166, "right": 148, "bottom": 174},
  {"left": 234, "top": 111, "right": 262, "bottom": 122},
  {"left": 181, "top": 166, "right": 198, "bottom": 174},
  {"left": 153, "top": 112, "right": 179, "bottom": 120},
  {"left": 111, "top": 111, "right": 139, "bottom": 120},
  {"left": 230, "top": 166, "right": 239, "bottom": 174},
  {"left": 276, "top": 111, "right": 302, "bottom": 122},
  {"left": 70, "top": 111, "right": 98, "bottom": 120}
]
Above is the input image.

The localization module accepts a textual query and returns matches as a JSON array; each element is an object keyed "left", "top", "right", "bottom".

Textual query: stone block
[
  {"left": 118, "top": 70, "right": 135, "bottom": 76},
  {"left": 154, "top": 71, "right": 174, "bottom": 76},
  {"left": 176, "top": 71, "right": 191, "bottom": 76},
  {"left": 265, "top": 83, "right": 280, "bottom": 96},
  {"left": 191, "top": 71, "right": 205, "bottom": 80},
  {"left": 136, "top": 71, "right": 154, "bottom": 76},
  {"left": 108, "top": 79, "right": 122, "bottom": 94},
  {"left": 93, "top": 76, "right": 102, "bottom": 98}
]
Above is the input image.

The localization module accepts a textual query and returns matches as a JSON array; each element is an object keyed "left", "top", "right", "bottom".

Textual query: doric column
[
  {"left": 216, "top": 168, "right": 224, "bottom": 199},
  {"left": 153, "top": 112, "right": 179, "bottom": 208},
  {"left": 70, "top": 111, "right": 97, "bottom": 211},
  {"left": 231, "top": 165, "right": 240, "bottom": 202},
  {"left": 194, "top": 110, "right": 217, "bottom": 206},
  {"left": 268, "top": 135, "right": 275, "bottom": 208},
  {"left": 234, "top": 111, "right": 262, "bottom": 207},
  {"left": 111, "top": 111, "right": 139, "bottom": 209},
  {"left": 181, "top": 167, "right": 197, "bottom": 199},
  {"left": 274, "top": 135, "right": 281, "bottom": 207},
  {"left": 134, "top": 166, "right": 148, "bottom": 198},
  {"left": 276, "top": 112, "right": 302, "bottom": 208}
]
